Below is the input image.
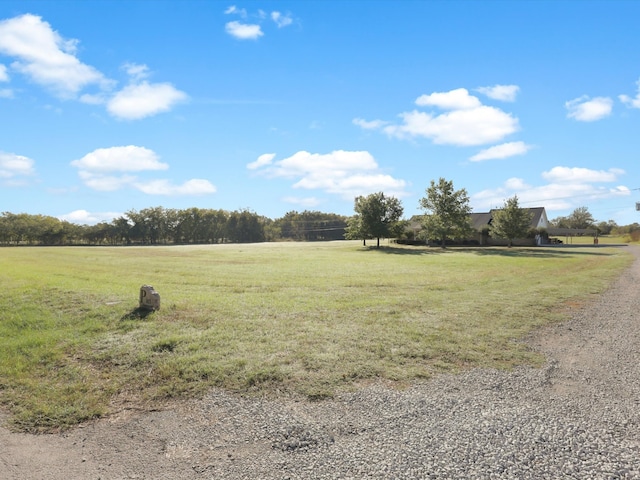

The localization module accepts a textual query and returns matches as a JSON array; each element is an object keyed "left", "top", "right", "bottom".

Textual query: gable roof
[{"left": 470, "top": 207, "right": 547, "bottom": 230}]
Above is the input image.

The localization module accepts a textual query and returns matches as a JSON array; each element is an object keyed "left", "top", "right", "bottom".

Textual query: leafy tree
[
  {"left": 226, "top": 209, "right": 265, "bottom": 243},
  {"left": 596, "top": 219, "right": 618, "bottom": 236},
  {"left": 419, "top": 178, "right": 472, "bottom": 248},
  {"left": 551, "top": 206, "right": 596, "bottom": 230},
  {"left": 567, "top": 206, "right": 595, "bottom": 229},
  {"left": 490, "top": 195, "right": 533, "bottom": 247},
  {"left": 275, "top": 210, "right": 348, "bottom": 241},
  {"left": 346, "top": 192, "right": 404, "bottom": 248}
]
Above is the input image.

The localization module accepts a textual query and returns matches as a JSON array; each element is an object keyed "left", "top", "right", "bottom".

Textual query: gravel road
[{"left": 2, "top": 246, "right": 639, "bottom": 479}]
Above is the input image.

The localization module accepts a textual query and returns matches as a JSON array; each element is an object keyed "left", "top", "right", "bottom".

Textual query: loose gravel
[{"left": 2, "top": 246, "right": 639, "bottom": 479}]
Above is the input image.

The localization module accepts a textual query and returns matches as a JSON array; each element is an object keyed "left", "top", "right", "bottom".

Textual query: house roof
[
  {"left": 469, "top": 212, "right": 492, "bottom": 230},
  {"left": 470, "top": 207, "right": 547, "bottom": 230}
]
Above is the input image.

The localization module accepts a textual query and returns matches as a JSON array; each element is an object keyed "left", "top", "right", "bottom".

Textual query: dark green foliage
[
  {"left": 419, "top": 178, "right": 472, "bottom": 247},
  {"left": 490, "top": 196, "right": 533, "bottom": 247},
  {"left": 346, "top": 192, "right": 405, "bottom": 247}
]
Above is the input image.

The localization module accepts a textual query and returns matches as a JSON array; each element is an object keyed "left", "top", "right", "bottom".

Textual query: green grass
[{"left": 0, "top": 241, "right": 632, "bottom": 432}]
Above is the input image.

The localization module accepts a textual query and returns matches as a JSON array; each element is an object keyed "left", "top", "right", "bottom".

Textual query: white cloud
[
  {"left": 619, "top": 78, "right": 640, "bottom": 108},
  {"left": 416, "top": 88, "right": 482, "bottom": 110},
  {"left": 472, "top": 167, "right": 629, "bottom": 213},
  {"left": 352, "top": 117, "right": 388, "bottom": 130},
  {"left": 133, "top": 178, "right": 217, "bottom": 196},
  {"left": 225, "top": 21, "right": 263, "bottom": 40},
  {"left": 565, "top": 96, "right": 613, "bottom": 122},
  {"left": 71, "top": 145, "right": 216, "bottom": 196},
  {"left": 383, "top": 106, "right": 518, "bottom": 146},
  {"left": 107, "top": 81, "right": 188, "bottom": 120},
  {"left": 77, "top": 171, "right": 136, "bottom": 191},
  {"left": 0, "top": 151, "right": 35, "bottom": 178},
  {"left": 541, "top": 166, "right": 624, "bottom": 184},
  {"left": 224, "top": 5, "right": 247, "bottom": 17},
  {"left": 58, "top": 209, "right": 123, "bottom": 225},
  {"left": 476, "top": 84, "right": 519, "bottom": 102},
  {"left": 247, "top": 153, "right": 275, "bottom": 170},
  {"left": 0, "top": 14, "right": 109, "bottom": 98},
  {"left": 71, "top": 145, "right": 169, "bottom": 172},
  {"left": 0, "top": 14, "right": 186, "bottom": 119},
  {"left": 123, "top": 62, "right": 150, "bottom": 81},
  {"left": 470, "top": 141, "right": 532, "bottom": 162},
  {"left": 271, "top": 11, "right": 293, "bottom": 28},
  {"left": 357, "top": 87, "right": 520, "bottom": 146},
  {"left": 251, "top": 150, "right": 408, "bottom": 199}
]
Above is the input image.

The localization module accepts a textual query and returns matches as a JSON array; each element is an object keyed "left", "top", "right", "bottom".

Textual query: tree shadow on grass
[{"left": 358, "top": 244, "right": 625, "bottom": 258}]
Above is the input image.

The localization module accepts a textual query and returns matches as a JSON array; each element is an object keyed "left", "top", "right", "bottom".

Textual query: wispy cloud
[
  {"left": 565, "top": 95, "right": 613, "bottom": 122},
  {"left": 476, "top": 84, "right": 520, "bottom": 102},
  {"left": 247, "top": 153, "right": 276, "bottom": 170},
  {"left": 248, "top": 150, "right": 407, "bottom": 200},
  {"left": 224, "top": 5, "right": 294, "bottom": 40},
  {"left": 352, "top": 118, "right": 389, "bottom": 130},
  {"left": 619, "top": 78, "right": 640, "bottom": 109},
  {"left": 133, "top": 178, "right": 217, "bottom": 196},
  {"left": 271, "top": 11, "right": 293, "bottom": 28},
  {"left": 470, "top": 141, "right": 532, "bottom": 162}
]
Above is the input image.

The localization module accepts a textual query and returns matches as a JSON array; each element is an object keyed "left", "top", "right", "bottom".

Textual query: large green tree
[
  {"left": 490, "top": 195, "right": 533, "bottom": 247},
  {"left": 419, "top": 178, "right": 472, "bottom": 248},
  {"left": 346, "top": 192, "right": 404, "bottom": 248},
  {"left": 551, "top": 206, "right": 596, "bottom": 230}
]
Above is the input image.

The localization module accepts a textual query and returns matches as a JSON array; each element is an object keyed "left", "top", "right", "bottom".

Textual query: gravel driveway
[{"left": 2, "top": 246, "right": 639, "bottom": 479}]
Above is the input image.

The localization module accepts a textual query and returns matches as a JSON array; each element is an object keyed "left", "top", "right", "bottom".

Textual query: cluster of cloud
[
  {"left": 71, "top": 145, "right": 216, "bottom": 196},
  {"left": 354, "top": 85, "right": 534, "bottom": 162},
  {"left": 566, "top": 79, "right": 640, "bottom": 122},
  {"left": 58, "top": 209, "right": 124, "bottom": 225},
  {"left": 0, "top": 151, "right": 35, "bottom": 185},
  {"left": 224, "top": 5, "right": 294, "bottom": 40},
  {"left": 472, "top": 166, "right": 629, "bottom": 212},
  {"left": 0, "top": 14, "right": 186, "bottom": 120},
  {"left": 247, "top": 150, "right": 407, "bottom": 206}
]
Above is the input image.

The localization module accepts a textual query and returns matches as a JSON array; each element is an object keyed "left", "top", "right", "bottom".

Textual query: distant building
[{"left": 469, "top": 207, "right": 549, "bottom": 246}]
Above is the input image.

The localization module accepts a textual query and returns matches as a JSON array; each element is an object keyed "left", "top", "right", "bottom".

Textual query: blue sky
[{"left": 1, "top": 1, "right": 639, "bottom": 226}]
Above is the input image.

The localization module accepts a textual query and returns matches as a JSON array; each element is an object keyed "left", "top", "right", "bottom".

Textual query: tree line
[
  {"left": 2, "top": 177, "right": 638, "bottom": 247},
  {"left": 0, "top": 208, "right": 348, "bottom": 246}
]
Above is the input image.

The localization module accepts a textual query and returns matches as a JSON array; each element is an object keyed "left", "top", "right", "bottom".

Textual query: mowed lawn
[{"left": 0, "top": 241, "right": 632, "bottom": 432}]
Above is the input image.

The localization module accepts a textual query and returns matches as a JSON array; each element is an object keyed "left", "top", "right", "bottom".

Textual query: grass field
[{"left": 0, "top": 241, "right": 633, "bottom": 432}]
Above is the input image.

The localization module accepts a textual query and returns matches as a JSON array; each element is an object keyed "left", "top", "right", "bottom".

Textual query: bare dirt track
[{"left": 2, "top": 246, "right": 639, "bottom": 480}]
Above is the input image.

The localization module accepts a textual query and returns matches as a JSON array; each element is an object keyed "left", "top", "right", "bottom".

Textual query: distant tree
[
  {"left": 550, "top": 215, "right": 569, "bottom": 229},
  {"left": 226, "top": 209, "right": 265, "bottom": 243},
  {"left": 551, "top": 207, "right": 596, "bottom": 230},
  {"left": 346, "top": 192, "right": 404, "bottom": 248},
  {"left": 419, "top": 178, "right": 472, "bottom": 248},
  {"left": 567, "top": 206, "right": 596, "bottom": 229},
  {"left": 596, "top": 219, "right": 618, "bottom": 236},
  {"left": 275, "top": 210, "right": 348, "bottom": 241},
  {"left": 490, "top": 195, "right": 533, "bottom": 247}
]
